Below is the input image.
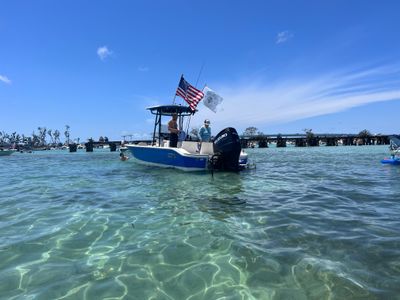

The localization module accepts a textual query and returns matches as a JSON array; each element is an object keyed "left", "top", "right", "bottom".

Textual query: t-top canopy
[{"left": 146, "top": 105, "right": 196, "bottom": 116}]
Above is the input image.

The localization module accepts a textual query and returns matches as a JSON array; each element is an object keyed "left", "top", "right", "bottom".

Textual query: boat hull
[
  {"left": 0, "top": 150, "right": 14, "bottom": 156},
  {"left": 381, "top": 158, "right": 400, "bottom": 165},
  {"left": 127, "top": 145, "right": 209, "bottom": 171}
]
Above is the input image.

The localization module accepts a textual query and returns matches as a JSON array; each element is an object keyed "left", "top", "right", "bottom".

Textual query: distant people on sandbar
[{"left": 168, "top": 113, "right": 179, "bottom": 147}]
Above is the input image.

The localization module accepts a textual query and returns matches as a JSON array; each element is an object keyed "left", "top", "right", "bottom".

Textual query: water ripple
[{"left": 1, "top": 147, "right": 400, "bottom": 298}]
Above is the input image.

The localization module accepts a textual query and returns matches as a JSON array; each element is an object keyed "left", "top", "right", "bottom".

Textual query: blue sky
[{"left": 1, "top": 0, "right": 400, "bottom": 141}]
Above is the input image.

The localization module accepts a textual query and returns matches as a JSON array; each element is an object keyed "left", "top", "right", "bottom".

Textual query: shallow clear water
[{"left": 1, "top": 146, "right": 400, "bottom": 299}]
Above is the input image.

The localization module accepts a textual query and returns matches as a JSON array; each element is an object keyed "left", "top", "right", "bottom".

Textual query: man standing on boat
[
  {"left": 168, "top": 114, "right": 179, "bottom": 147},
  {"left": 199, "top": 119, "right": 212, "bottom": 142}
]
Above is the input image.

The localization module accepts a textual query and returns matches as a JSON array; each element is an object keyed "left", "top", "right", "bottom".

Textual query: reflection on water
[{"left": 0, "top": 147, "right": 400, "bottom": 299}]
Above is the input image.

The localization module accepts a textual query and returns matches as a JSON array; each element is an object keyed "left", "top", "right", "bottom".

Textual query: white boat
[
  {"left": 126, "top": 105, "right": 248, "bottom": 171},
  {"left": 0, "top": 149, "right": 15, "bottom": 156}
]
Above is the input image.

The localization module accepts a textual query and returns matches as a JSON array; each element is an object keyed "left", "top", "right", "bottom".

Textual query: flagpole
[
  {"left": 195, "top": 62, "right": 205, "bottom": 88},
  {"left": 187, "top": 65, "right": 205, "bottom": 136}
]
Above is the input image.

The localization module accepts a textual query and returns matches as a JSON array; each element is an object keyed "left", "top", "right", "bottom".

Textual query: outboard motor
[{"left": 212, "top": 127, "right": 242, "bottom": 171}]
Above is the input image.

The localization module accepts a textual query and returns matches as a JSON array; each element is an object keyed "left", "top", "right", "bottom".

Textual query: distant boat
[
  {"left": 126, "top": 105, "right": 248, "bottom": 171},
  {"left": 0, "top": 149, "right": 15, "bottom": 156},
  {"left": 381, "top": 135, "right": 400, "bottom": 165},
  {"left": 381, "top": 157, "right": 400, "bottom": 165},
  {"left": 389, "top": 135, "right": 400, "bottom": 155}
]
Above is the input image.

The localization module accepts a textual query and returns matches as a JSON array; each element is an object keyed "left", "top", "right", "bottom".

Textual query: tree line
[{"left": 0, "top": 125, "right": 72, "bottom": 148}]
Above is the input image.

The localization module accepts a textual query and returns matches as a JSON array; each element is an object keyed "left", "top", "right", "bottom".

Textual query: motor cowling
[{"left": 212, "top": 127, "right": 242, "bottom": 171}]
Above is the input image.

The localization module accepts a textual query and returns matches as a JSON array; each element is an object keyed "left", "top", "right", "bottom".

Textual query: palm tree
[
  {"left": 64, "top": 125, "right": 70, "bottom": 145},
  {"left": 10, "top": 132, "right": 16, "bottom": 143},
  {"left": 3, "top": 133, "right": 10, "bottom": 145},
  {"left": 243, "top": 127, "right": 258, "bottom": 137},
  {"left": 358, "top": 129, "right": 372, "bottom": 145},
  {"left": 38, "top": 127, "right": 47, "bottom": 146},
  {"left": 304, "top": 128, "right": 318, "bottom": 146},
  {"left": 26, "top": 136, "right": 33, "bottom": 148},
  {"left": 32, "top": 131, "right": 40, "bottom": 147},
  {"left": 47, "top": 129, "right": 54, "bottom": 146},
  {"left": 358, "top": 129, "right": 372, "bottom": 138},
  {"left": 54, "top": 130, "right": 60, "bottom": 145}
]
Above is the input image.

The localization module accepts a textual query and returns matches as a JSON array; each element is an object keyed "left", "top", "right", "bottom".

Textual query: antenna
[{"left": 195, "top": 62, "right": 205, "bottom": 88}]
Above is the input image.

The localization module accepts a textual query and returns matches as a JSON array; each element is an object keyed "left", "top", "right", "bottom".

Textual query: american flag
[{"left": 175, "top": 76, "right": 204, "bottom": 111}]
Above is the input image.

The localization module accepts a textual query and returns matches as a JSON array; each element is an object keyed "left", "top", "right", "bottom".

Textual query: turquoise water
[{"left": 1, "top": 146, "right": 400, "bottom": 299}]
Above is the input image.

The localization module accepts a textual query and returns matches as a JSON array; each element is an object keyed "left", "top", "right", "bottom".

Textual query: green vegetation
[
  {"left": 243, "top": 126, "right": 258, "bottom": 136},
  {"left": 0, "top": 125, "right": 76, "bottom": 149},
  {"left": 358, "top": 129, "right": 372, "bottom": 138}
]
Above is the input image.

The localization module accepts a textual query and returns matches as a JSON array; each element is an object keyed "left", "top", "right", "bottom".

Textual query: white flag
[{"left": 202, "top": 86, "right": 223, "bottom": 113}]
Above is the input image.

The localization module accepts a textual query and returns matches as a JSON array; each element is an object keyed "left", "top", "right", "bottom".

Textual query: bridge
[
  {"left": 240, "top": 133, "right": 394, "bottom": 148},
  {"left": 67, "top": 133, "right": 396, "bottom": 152}
]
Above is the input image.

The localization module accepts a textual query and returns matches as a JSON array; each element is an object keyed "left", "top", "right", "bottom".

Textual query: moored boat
[
  {"left": 0, "top": 149, "right": 15, "bottom": 156},
  {"left": 381, "top": 135, "right": 400, "bottom": 165},
  {"left": 381, "top": 157, "right": 400, "bottom": 165},
  {"left": 126, "top": 105, "right": 248, "bottom": 171}
]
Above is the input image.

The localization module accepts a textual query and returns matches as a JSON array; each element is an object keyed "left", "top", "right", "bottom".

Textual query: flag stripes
[{"left": 175, "top": 76, "right": 204, "bottom": 111}]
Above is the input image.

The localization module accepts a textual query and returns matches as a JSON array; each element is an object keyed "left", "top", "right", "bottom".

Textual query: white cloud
[
  {"left": 276, "top": 30, "right": 293, "bottom": 44},
  {"left": 97, "top": 46, "right": 112, "bottom": 60},
  {"left": 190, "top": 64, "right": 400, "bottom": 132},
  {"left": 0, "top": 74, "right": 11, "bottom": 85}
]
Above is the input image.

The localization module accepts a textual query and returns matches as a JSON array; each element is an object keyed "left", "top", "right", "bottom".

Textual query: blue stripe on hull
[{"left": 128, "top": 146, "right": 208, "bottom": 170}]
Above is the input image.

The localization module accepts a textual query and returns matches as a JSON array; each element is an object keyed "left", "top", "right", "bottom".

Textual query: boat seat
[
  {"left": 181, "top": 141, "right": 198, "bottom": 153},
  {"left": 200, "top": 142, "right": 214, "bottom": 155}
]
